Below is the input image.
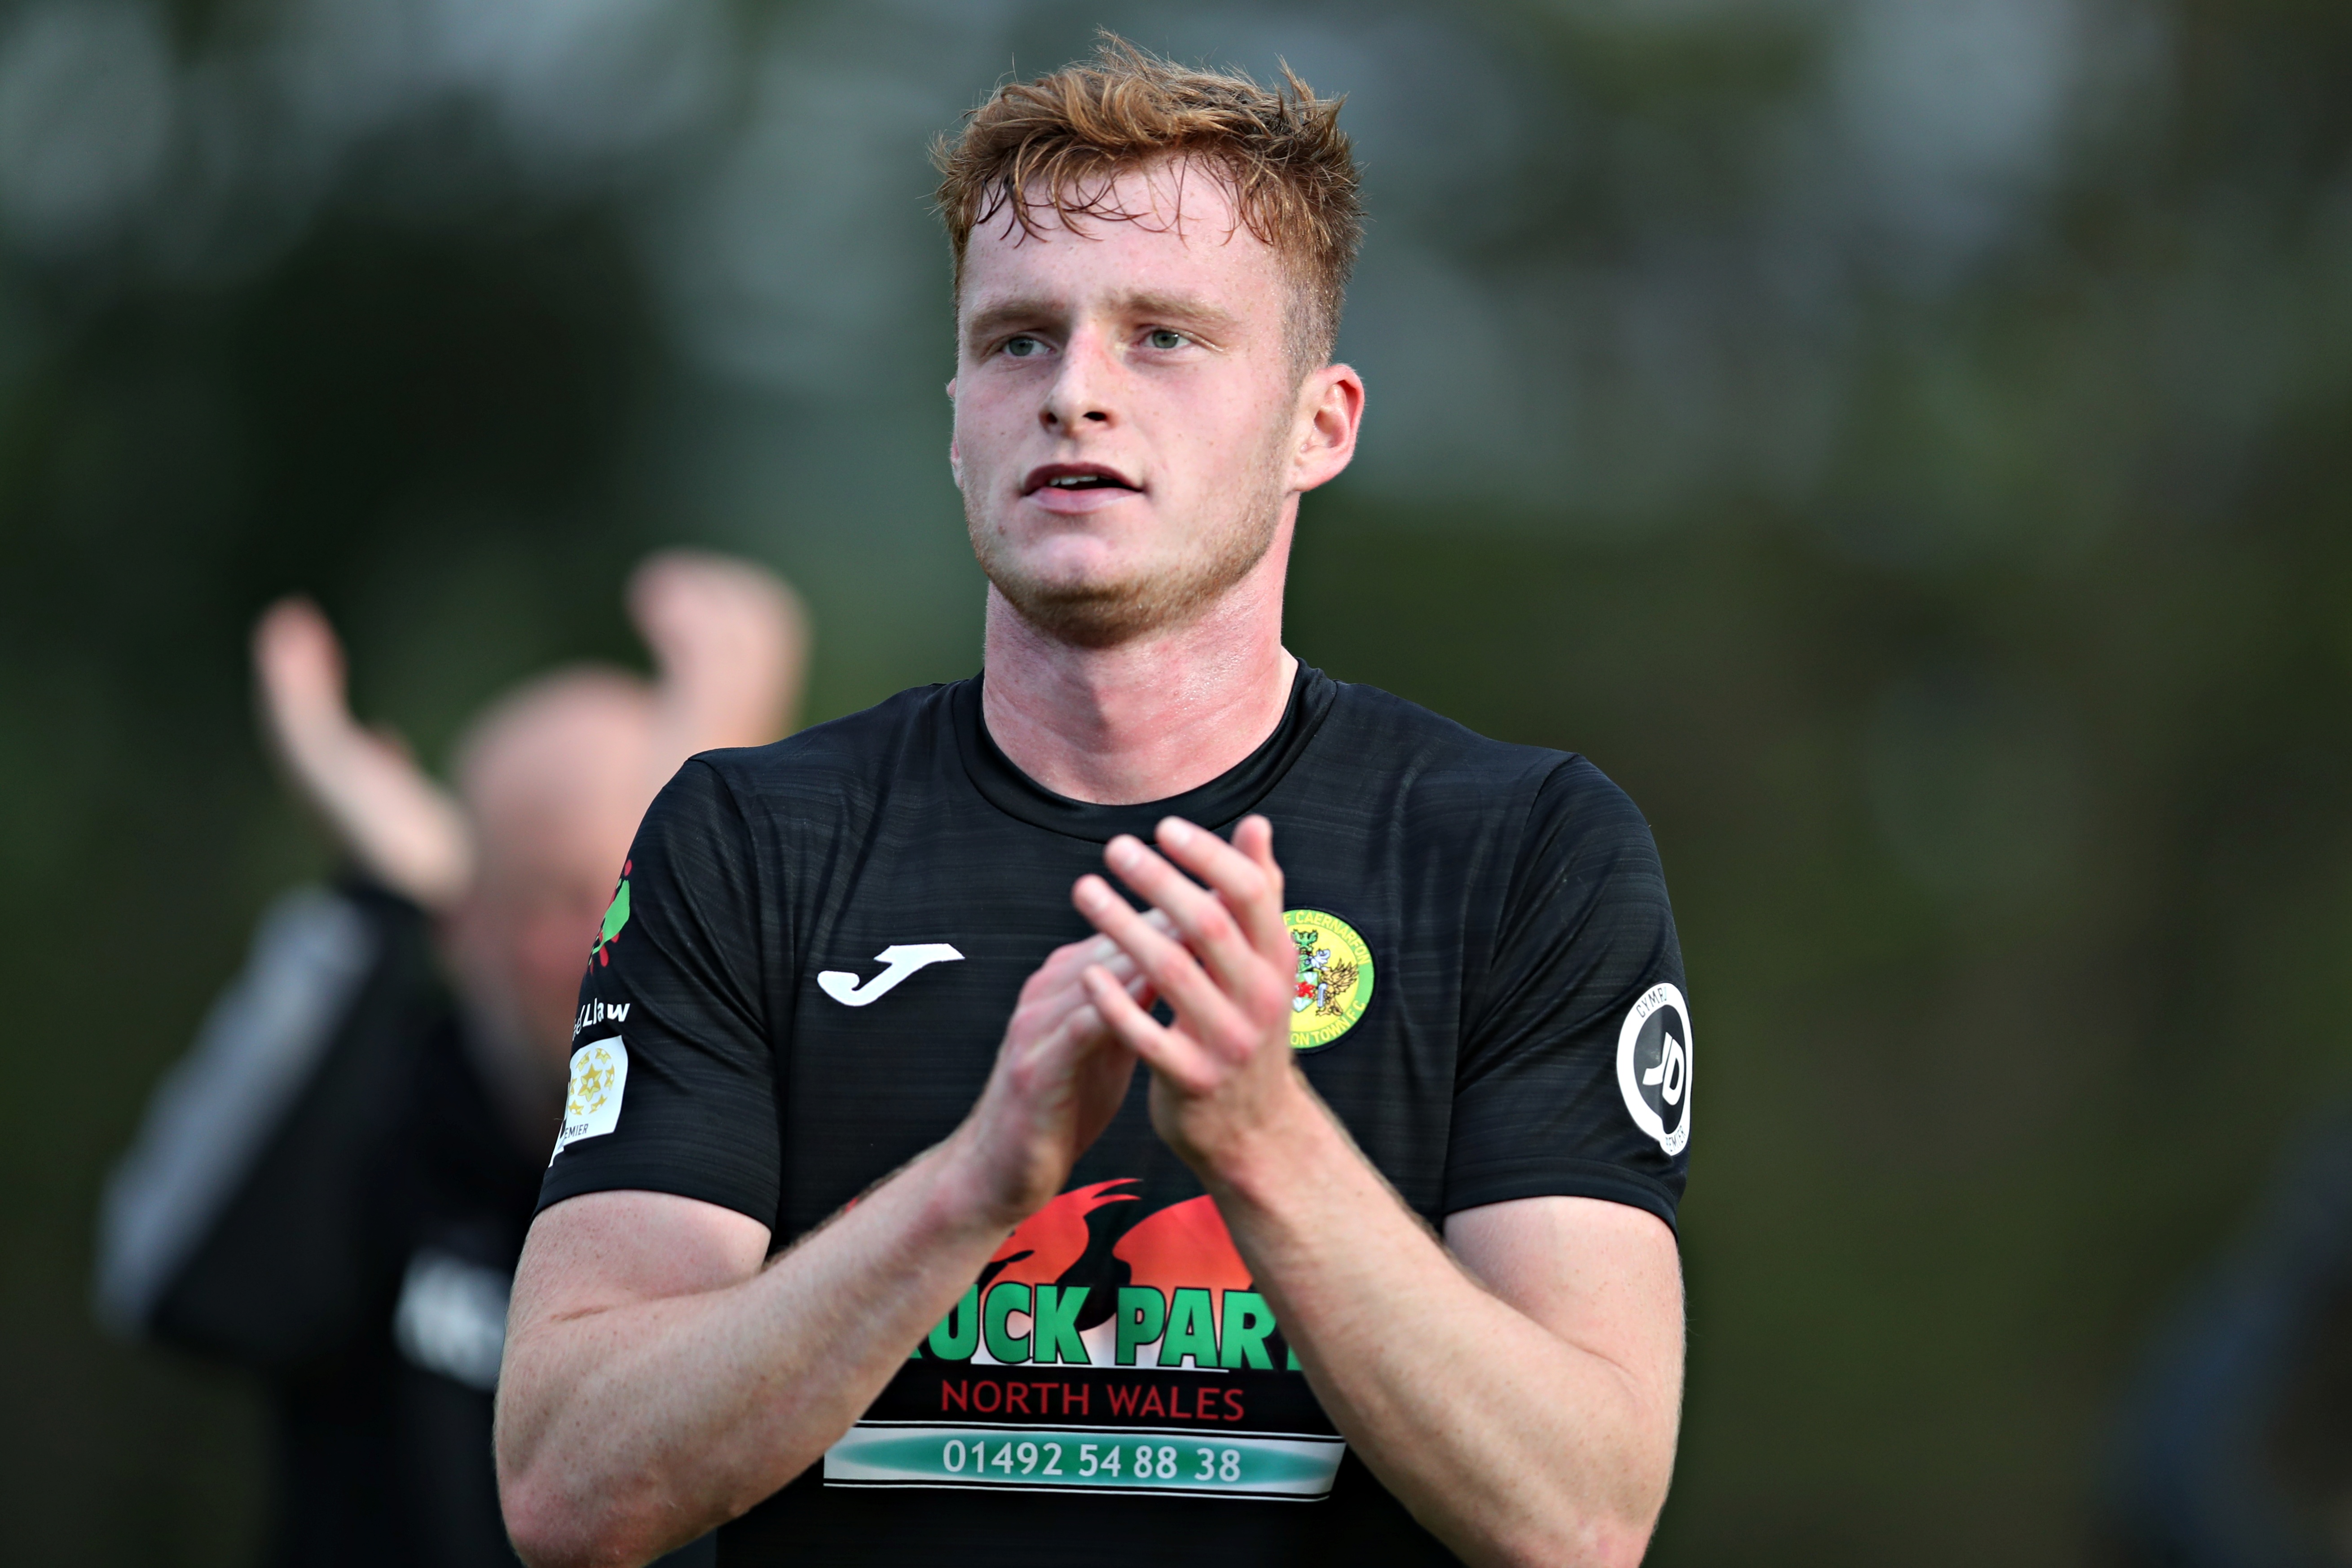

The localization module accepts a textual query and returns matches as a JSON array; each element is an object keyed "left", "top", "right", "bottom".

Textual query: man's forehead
[{"left": 960, "top": 160, "right": 1284, "bottom": 298}]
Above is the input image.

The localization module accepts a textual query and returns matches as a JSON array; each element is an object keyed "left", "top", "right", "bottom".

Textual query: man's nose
[{"left": 1040, "top": 329, "right": 1118, "bottom": 432}]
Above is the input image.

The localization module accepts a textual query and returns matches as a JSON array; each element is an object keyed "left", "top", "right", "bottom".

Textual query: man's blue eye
[
  {"left": 1004, "top": 336, "right": 1044, "bottom": 358},
  {"left": 1147, "top": 330, "right": 1187, "bottom": 350}
]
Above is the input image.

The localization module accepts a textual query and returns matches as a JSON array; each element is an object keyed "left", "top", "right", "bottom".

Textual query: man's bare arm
[
  {"left": 1077, "top": 817, "right": 1683, "bottom": 1567},
  {"left": 499, "top": 1169, "right": 993, "bottom": 1567},
  {"left": 1223, "top": 1161, "right": 1681, "bottom": 1565},
  {"left": 496, "top": 934, "right": 1153, "bottom": 1568}
]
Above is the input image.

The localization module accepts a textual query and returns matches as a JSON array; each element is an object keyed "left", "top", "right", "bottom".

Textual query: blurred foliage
[{"left": 5, "top": 0, "right": 2352, "bottom": 1563}]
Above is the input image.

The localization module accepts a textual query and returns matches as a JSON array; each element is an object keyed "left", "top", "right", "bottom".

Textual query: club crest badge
[{"left": 1284, "top": 909, "right": 1373, "bottom": 1051}]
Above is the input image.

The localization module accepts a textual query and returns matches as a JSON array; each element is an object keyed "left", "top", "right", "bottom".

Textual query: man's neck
[{"left": 980, "top": 537, "right": 1298, "bottom": 807}]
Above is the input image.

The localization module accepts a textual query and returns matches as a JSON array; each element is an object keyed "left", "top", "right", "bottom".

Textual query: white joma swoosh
[{"left": 818, "top": 944, "right": 965, "bottom": 1007}]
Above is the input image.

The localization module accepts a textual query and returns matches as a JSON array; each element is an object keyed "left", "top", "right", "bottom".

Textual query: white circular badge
[{"left": 1615, "top": 983, "right": 1692, "bottom": 1156}]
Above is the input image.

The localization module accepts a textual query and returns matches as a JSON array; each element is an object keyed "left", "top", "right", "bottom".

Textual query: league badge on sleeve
[
  {"left": 1283, "top": 910, "right": 1373, "bottom": 1051},
  {"left": 551, "top": 1036, "right": 628, "bottom": 1163},
  {"left": 1616, "top": 984, "right": 1691, "bottom": 1155}
]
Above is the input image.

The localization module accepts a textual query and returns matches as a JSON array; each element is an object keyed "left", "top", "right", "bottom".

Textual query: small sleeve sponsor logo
[
  {"left": 588, "top": 862, "right": 631, "bottom": 970},
  {"left": 571, "top": 998, "right": 630, "bottom": 1039},
  {"left": 551, "top": 1036, "right": 628, "bottom": 1163},
  {"left": 1616, "top": 983, "right": 1691, "bottom": 1155}
]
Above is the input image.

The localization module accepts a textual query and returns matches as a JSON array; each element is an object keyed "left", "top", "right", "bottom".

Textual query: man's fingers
[
  {"left": 1233, "top": 815, "right": 1282, "bottom": 898},
  {"left": 1153, "top": 816, "right": 1288, "bottom": 956},
  {"left": 252, "top": 597, "right": 352, "bottom": 733},
  {"left": 1073, "top": 874, "right": 1254, "bottom": 1049},
  {"left": 1022, "top": 917, "right": 1170, "bottom": 1017},
  {"left": 1016, "top": 969, "right": 1150, "bottom": 1041},
  {"left": 1035, "top": 910, "right": 1176, "bottom": 984},
  {"left": 1101, "top": 834, "right": 1270, "bottom": 1000},
  {"left": 1082, "top": 965, "right": 1212, "bottom": 1093}
]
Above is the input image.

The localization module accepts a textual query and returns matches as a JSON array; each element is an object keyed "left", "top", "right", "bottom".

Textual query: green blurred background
[{"left": 5, "top": 0, "right": 2350, "bottom": 1560}]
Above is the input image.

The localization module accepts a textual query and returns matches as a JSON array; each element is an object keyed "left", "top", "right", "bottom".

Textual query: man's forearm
[
  {"left": 1205, "top": 1097, "right": 1679, "bottom": 1568},
  {"left": 498, "top": 1142, "right": 1009, "bottom": 1567}
]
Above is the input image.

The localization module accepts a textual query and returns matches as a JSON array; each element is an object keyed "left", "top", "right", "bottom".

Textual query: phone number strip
[{"left": 823, "top": 1423, "right": 1345, "bottom": 1498}]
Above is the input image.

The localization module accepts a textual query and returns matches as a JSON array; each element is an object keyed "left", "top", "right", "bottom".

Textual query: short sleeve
[
  {"left": 536, "top": 758, "right": 782, "bottom": 1230},
  {"left": 1443, "top": 758, "right": 1690, "bottom": 1230}
]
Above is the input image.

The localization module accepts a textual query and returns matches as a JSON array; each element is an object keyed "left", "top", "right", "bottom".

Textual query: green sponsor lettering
[
  {"left": 928, "top": 1286, "right": 979, "bottom": 1361},
  {"left": 982, "top": 1281, "right": 1031, "bottom": 1364},
  {"left": 1218, "top": 1291, "right": 1277, "bottom": 1370},
  {"left": 1159, "top": 1287, "right": 1218, "bottom": 1368},
  {"left": 1115, "top": 1286, "right": 1166, "bottom": 1366},
  {"left": 1031, "top": 1285, "right": 1090, "bottom": 1365},
  {"left": 1286, "top": 1345, "right": 1301, "bottom": 1371}
]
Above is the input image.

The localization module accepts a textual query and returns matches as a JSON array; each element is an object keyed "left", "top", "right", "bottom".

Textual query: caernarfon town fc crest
[{"left": 1283, "top": 909, "right": 1373, "bottom": 1051}]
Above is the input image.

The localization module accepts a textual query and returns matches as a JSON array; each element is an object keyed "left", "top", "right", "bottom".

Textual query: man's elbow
[
  {"left": 501, "top": 1432, "right": 722, "bottom": 1568},
  {"left": 495, "top": 1425, "right": 643, "bottom": 1568},
  {"left": 500, "top": 1475, "right": 674, "bottom": 1568},
  {"left": 499, "top": 1466, "right": 605, "bottom": 1568},
  {"left": 1484, "top": 1511, "right": 1657, "bottom": 1568}
]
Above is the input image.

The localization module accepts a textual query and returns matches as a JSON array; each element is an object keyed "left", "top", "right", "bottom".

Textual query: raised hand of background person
[
  {"left": 629, "top": 551, "right": 810, "bottom": 770},
  {"left": 251, "top": 596, "right": 474, "bottom": 910}
]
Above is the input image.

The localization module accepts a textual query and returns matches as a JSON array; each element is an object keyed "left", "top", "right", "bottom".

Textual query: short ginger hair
[{"left": 934, "top": 35, "right": 1363, "bottom": 370}]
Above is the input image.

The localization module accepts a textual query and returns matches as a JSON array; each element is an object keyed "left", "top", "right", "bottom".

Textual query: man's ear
[
  {"left": 1290, "top": 362, "right": 1365, "bottom": 496},
  {"left": 945, "top": 381, "right": 962, "bottom": 489}
]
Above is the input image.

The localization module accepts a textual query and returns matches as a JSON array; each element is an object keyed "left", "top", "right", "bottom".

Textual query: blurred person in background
[
  {"left": 2102, "top": 1117, "right": 2352, "bottom": 1568},
  {"left": 93, "top": 552, "right": 807, "bottom": 1568}
]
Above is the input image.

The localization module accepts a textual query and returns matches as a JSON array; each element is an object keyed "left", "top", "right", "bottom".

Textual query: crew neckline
[{"left": 951, "top": 663, "right": 1336, "bottom": 842}]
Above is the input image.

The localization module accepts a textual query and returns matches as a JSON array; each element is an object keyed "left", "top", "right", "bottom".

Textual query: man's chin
[
  {"left": 990, "top": 573, "right": 1172, "bottom": 649},
  {"left": 970, "top": 495, "right": 1282, "bottom": 649}
]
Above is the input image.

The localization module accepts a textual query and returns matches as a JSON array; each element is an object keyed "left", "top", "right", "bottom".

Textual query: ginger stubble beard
[{"left": 968, "top": 436, "right": 1290, "bottom": 651}]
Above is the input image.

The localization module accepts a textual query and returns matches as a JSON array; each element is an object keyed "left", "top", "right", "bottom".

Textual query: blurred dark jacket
[
  {"left": 2105, "top": 1116, "right": 2352, "bottom": 1568},
  {"left": 94, "top": 881, "right": 711, "bottom": 1568}
]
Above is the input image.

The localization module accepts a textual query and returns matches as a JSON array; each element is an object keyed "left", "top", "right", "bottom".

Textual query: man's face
[
  {"left": 444, "top": 692, "right": 658, "bottom": 1080},
  {"left": 462, "top": 798, "right": 637, "bottom": 1073},
  {"left": 950, "top": 162, "right": 1356, "bottom": 646}
]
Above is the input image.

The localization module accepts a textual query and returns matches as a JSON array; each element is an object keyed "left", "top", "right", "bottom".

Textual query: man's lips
[{"left": 1021, "top": 462, "right": 1142, "bottom": 498}]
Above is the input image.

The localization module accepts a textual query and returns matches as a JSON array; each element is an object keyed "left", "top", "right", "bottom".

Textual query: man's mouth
[{"left": 1023, "top": 463, "right": 1141, "bottom": 496}]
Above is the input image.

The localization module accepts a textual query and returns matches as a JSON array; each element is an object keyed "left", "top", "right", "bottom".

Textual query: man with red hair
[{"left": 500, "top": 40, "right": 1691, "bottom": 1567}]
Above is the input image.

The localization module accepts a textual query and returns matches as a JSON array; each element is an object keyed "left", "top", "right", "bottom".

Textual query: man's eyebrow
[
  {"left": 1119, "top": 292, "right": 1239, "bottom": 334},
  {"left": 963, "top": 296, "right": 1063, "bottom": 344},
  {"left": 961, "top": 291, "right": 1242, "bottom": 344}
]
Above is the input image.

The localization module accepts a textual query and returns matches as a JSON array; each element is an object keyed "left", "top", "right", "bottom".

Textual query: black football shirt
[{"left": 538, "top": 665, "right": 1692, "bottom": 1566}]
